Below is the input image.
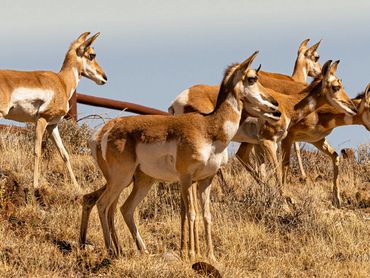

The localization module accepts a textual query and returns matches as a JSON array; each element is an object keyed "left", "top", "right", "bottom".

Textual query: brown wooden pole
[
  {"left": 66, "top": 90, "right": 78, "bottom": 121},
  {"left": 76, "top": 93, "right": 169, "bottom": 115}
]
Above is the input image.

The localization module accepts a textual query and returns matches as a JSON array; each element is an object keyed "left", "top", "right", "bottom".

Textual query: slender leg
[
  {"left": 312, "top": 138, "right": 341, "bottom": 208},
  {"left": 181, "top": 175, "right": 197, "bottom": 260},
  {"left": 80, "top": 184, "right": 123, "bottom": 256},
  {"left": 96, "top": 172, "right": 134, "bottom": 255},
  {"left": 197, "top": 176, "right": 216, "bottom": 261},
  {"left": 108, "top": 197, "right": 122, "bottom": 256},
  {"left": 80, "top": 185, "right": 106, "bottom": 246},
  {"left": 180, "top": 195, "right": 188, "bottom": 259},
  {"left": 281, "top": 137, "right": 294, "bottom": 186},
  {"left": 294, "top": 142, "right": 307, "bottom": 180},
  {"left": 259, "top": 139, "right": 282, "bottom": 188},
  {"left": 47, "top": 124, "right": 79, "bottom": 189},
  {"left": 33, "top": 118, "right": 48, "bottom": 190},
  {"left": 253, "top": 144, "right": 267, "bottom": 179},
  {"left": 236, "top": 142, "right": 262, "bottom": 183},
  {"left": 192, "top": 182, "right": 201, "bottom": 258},
  {"left": 120, "top": 170, "right": 154, "bottom": 253}
]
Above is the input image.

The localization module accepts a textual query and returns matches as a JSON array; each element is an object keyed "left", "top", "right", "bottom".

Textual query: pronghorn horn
[
  {"left": 76, "top": 32, "right": 91, "bottom": 42},
  {"left": 329, "top": 60, "right": 340, "bottom": 75},
  {"left": 321, "top": 60, "right": 333, "bottom": 78},
  {"left": 256, "top": 64, "right": 262, "bottom": 73},
  {"left": 365, "top": 83, "right": 370, "bottom": 94},
  {"left": 239, "top": 51, "right": 259, "bottom": 71},
  {"left": 308, "top": 39, "right": 322, "bottom": 53},
  {"left": 298, "top": 38, "right": 310, "bottom": 52},
  {"left": 77, "top": 32, "right": 100, "bottom": 57}
]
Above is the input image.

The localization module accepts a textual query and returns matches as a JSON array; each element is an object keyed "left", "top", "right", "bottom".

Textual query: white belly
[
  {"left": 137, "top": 141, "right": 179, "bottom": 181},
  {"left": 6, "top": 88, "right": 54, "bottom": 122},
  {"left": 136, "top": 140, "right": 228, "bottom": 182}
]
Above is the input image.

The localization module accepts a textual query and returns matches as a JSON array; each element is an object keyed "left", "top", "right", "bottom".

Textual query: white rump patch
[
  {"left": 89, "top": 125, "right": 104, "bottom": 160},
  {"left": 101, "top": 127, "right": 113, "bottom": 162},
  {"left": 169, "top": 89, "right": 189, "bottom": 115}
]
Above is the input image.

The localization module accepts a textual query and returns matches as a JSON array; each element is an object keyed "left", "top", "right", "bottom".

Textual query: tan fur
[
  {"left": 281, "top": 86, "right": 370, "bottom": 208},
  {"left": 80, "top": 52, "right": 282, "bottom": 260},
  {"left": 0, "top": 32, "right": 107, "bottom": 190}
]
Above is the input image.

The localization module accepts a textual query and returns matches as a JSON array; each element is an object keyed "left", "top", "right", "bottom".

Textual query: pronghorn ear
[
  {"left": 365, "top": 83, "right": 370, "bottom": 103},
  {"left": 329, "top": 60, "right": 340, "bottom": 75},
  {"left": 298, "top": 38, "right": 310, "bottom": 53},
  {"left": 239, "top": 51, "right": 259, "bottom": 72},
  {"left": 76, "top": 32, "right": 91, "bottom": 43},
  {"left": 321, "top": 60, "right": 333, "bottom": 79},
  {"left": 77, "top": 32, "right": 100, "bottom": 57},
  {"left": 308, "top": 39, "right": 322, "bottom": 53}
]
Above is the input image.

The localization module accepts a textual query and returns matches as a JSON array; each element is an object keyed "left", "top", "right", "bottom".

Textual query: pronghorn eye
[
  {"left": 332, "top": 85, "right": 341, "bottom": 92},
  {"left": 247, "top": 76, "right": 257, "bottom": 84},
  {"left": 88, "top": 53, "right": 96, "bottom": 61},
  {"left": 313, "top": 55, "right": 320, "bottom": 62}
]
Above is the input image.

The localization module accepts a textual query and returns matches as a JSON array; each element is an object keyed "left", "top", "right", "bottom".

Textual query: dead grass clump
[
  {"left": 0, "top": 126, "right": 369, "bottom": 277},
  {"left": 0, "top": 169, "right": 27, "bottom": 217},
  {"left": 24, "top": 119, "right": 90, "bottom": 157}
]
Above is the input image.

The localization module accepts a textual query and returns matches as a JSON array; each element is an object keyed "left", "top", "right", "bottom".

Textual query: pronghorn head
[
  {"left": 223, "top": 51, "right": 281, "bottom": 121},
  {"left": 72, "top": 32, "right": 107, "bottom": 85},
  {"left": 297, "top": 38, "right": 322, "bottom": 78},
  {"left": 358, "top": 83, "right": 370, "bottom": 130},
  {"left": 295, "top": 60, "right": 357, "bottom": 115}
]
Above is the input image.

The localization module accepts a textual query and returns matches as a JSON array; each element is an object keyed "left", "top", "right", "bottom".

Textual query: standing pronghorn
[
  {"left": 281, "top": 84, "right": 370, "bottom": 207},
  {"left": 168, "top": 39, "right": 322, "bottom": 177},
  {"left": 79, "top": 52, "right": 283, "bottom": 260},
  {"left": 168, "top": 38, "right": 321, "bottom": 115},
  {"left": 0, "top": 32, "right": 107, "bottom": 190}
]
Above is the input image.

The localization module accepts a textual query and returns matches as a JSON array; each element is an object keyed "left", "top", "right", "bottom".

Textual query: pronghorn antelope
[
  {"left": 79, "top": 51, "right": 282, "bottom": 260},
  {"left": 0, "top": 32, "right": 107, "bottom": 190},
  {"left": 168, "top": 38, "right": 321, "bottom": 115},
  {"left": 281, "top": 84, "right": 370, "bottom": 208},
  {"left": 235, "top": 60, "right": 357, "bottom": 184},
  {"left": 169, "top": 39, "right": 322, "bottom": 177}
]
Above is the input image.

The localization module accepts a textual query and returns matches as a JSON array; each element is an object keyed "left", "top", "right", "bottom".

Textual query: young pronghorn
[
  {"left": 169, "top": 39, "right": 322, "bottom": 177},
  {"left": 0, "top": 32, "right": 107, "bottom": 190},
  {"left": 281, "top": 84, "right": 370, "bottom": 207},
  {"left": 80, "top": 51, "right": 283, "bottom": 260}
]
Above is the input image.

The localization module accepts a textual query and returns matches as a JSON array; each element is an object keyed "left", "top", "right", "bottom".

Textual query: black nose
[
  {"left": 102, "top": 73, "right": 108, "bottom": 81},
  {"left": 273, "top": 111, "right": 281, "bottom": 117}
]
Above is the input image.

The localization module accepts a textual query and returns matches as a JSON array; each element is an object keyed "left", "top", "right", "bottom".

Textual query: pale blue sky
[{"left": 0, "top": 0, "right": 369, "bottom": 148}]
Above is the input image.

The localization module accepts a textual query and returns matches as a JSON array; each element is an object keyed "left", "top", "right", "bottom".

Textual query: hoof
[
  {"left": 34, "top": 188, "right": 47, "bottom": 208},
  {"left": 332, "top": 196, "right": 342, "bottom": 209}
]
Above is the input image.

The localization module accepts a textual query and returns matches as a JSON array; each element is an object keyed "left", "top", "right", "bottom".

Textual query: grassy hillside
[{"left": 0, "top": 120, "right": 369, "bottom": 277}]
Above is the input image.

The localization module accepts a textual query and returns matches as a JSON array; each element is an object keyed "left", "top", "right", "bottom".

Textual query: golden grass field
[{"left": 0, "top": 120, "right": 369, "bottom": 277}]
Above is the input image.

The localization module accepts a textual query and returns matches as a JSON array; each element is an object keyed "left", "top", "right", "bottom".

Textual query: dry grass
[{"left": 0, "top": 120, "right": 369, "bottom": 277}]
